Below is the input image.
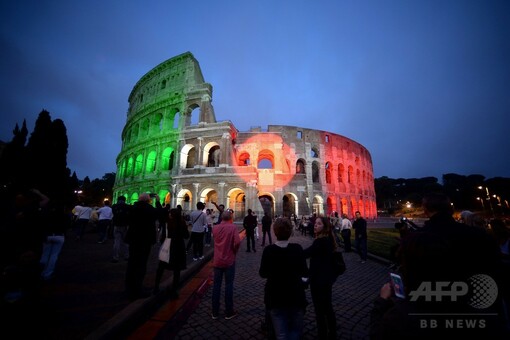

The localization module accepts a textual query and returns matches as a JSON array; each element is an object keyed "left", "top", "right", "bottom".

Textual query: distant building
[{"left": 113, "top": 52, "right": 376, "bottom": 219}]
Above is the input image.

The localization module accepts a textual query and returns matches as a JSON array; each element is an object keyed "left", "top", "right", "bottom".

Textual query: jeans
[
  {"left": 356, "top": 237, "right": 367, "bottom": 261},
  {"left": 204, "top": 225, "right": 212, "bottom": 245},
  {"left": 262, "top": 229, "right": 272, "bottom": 245},
  {"left": 40, "top": 235, "right": 65, "bottom": 280},
  {"left": 113, "top": 226, "right": 129, "bottom": 260},
  {"left": 97, "top": 219, "right": 111, "bottom": 242},
  {"left": 212, "top": 264, "right": 235, "bottom": 315},
  {"left": 341, "top": 229, "right": 352, "bottom": 252},
  {"left": 189, "top": 232, "right": 204, "bottom": 258},
  {"left": 269, "top": 307, "right": 304, "bottom": 340}
]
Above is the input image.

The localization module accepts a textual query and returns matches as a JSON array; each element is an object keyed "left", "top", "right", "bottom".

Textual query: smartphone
[{"left": 390, "top": 272, "right": 405, "bottom": 299}]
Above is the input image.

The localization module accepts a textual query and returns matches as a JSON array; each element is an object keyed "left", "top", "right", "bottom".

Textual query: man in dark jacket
[
  {"left": 353, "top": 211, "right": 367, "bottom": 263},
  {"left": 124, "top": 193, "right": 162, "bottom": 300},
  {"left": 243, "top": 209, "right": 258, "bottom": 252}
]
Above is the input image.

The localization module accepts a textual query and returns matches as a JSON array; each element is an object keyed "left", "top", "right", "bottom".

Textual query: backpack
[{"left": 112, "top": 203, "right": 130, "bottom": 227}]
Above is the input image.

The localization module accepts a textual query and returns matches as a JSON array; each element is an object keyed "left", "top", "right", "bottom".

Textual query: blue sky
[{"left": 1, "top": 0, "right": 509, "bottom": 181}]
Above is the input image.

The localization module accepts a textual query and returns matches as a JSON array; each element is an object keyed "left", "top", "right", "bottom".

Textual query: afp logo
[{"left": 409, "top": 274, "right": 498, "bottom": 309}]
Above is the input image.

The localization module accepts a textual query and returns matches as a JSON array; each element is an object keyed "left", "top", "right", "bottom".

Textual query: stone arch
[
  {"left": 257, "top": 149, "right": 274, "bottom": 169},
  {"left": 126, "top": 157, "right": 134, "bottom": 177},
  {"left": 338, "top": 163, "right": 344, "bottom": 183},
  {"left": 348, "top": 166, "right": 354, "bottom": 184},
  {"left": 312, "top": 195, "right": 324, "bottom": 216},
  {"left": 204, "top": 142, "right": 220, "bottom": 167},
  {"left": 161, "top": 147, "right": 175, "bottom": 170},
  {"left": 173, "top": 110, "right": 181, "bottom": 129},
  {"left": 190, "top": 105, "right": 200, "bottom": 126},
  {"left": 238, "top": 151, "right": 251, "bottom": 166},
  {"left": 201, "top": 188, "right": 218, "bottom": 211},
  {"left": 258, "top": 193, "right": 275, "bottom": 217},
  {"left": 134, "top": 154, "right": 143, "bottom": 175},
  {"left": 282, "top": 192, "right": 298, "bottom": 217},
  {"left": 341, "top": 198, "right": 349, "bottom": 216},
  {"left": 356, "top": 169, "right": 361, "bottom": 187},
  {"left": 311, "top": 147, "right": 319, "bottom": 158},
  {"left": 176, "top": 189, "right": 193, "bottom": 212},
  {"left": 227, "top": 187, "right": 246, "bottom": 220},
  {"left": 130, "top": 192, "right": 139, "bottom": 205},
  {"left": 146, "top": 150, "right": 157, "bottom": 173},
  {"left": 296, "top": 158, "right": 306, "bottom": 174},
  {"left": 180, "top": 144, "right": 195, "bottom": 169},
  {"left": 326, "top": 196, "right": 336, "bottom": 215},
  {"left": 312, "top": 161, "right": 320, "bottom": 183},
  {"left": 325, "top": 162, "right": 332, "bottom": 184}
]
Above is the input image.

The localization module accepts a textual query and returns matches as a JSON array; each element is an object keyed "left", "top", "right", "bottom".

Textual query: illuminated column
[
  {"left": 246, "top": 180, "right": 261, "bottom": 215},
  {"left": 193, "top": 183, "right": 200, "bottom": 207},
  {"left": 197, "top": 137, "right": 203, "bottom": 167},
  {"left": 274, "top": 188, "right": 283, "bottom": 216},
  {"left": 171, "top": 184, "right": 177, "bottom": 207},
  {"left": 218, "top": 182, "right": 226, "bottom": 205},
  {"left": 220, "top": 133, "right": 231, "bottom": 166}
]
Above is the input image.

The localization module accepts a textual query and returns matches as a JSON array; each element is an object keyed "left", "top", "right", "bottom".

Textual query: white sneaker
[
  {"left": 199, "top": 256, "right": 204, "bottom": 260},
  {"left": 193, "top": 257, "right": 198, "bottom": 261}
]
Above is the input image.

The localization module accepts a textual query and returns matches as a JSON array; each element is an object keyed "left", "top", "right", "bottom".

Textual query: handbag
[
  {"left": 158, "top": 228, "right": 171, "bottom": 263},
  {"left": 332, "top": 250, "right": 346, "bottom": 276}
]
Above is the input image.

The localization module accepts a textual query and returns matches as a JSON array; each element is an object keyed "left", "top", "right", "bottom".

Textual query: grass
[{"left": 366, "top": 228, "right": 400, "bottom": 260}]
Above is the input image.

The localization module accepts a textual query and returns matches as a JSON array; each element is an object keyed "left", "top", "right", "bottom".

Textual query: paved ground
[
  {"left": 7, "top": 221, "right": 393, "bottom": 339},
  {"left": 142, "top": 233, "right": 391, "bottom": 340}
]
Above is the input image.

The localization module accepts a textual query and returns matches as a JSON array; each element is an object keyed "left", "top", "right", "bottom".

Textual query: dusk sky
[{"left": 1, "top": 1, "right": 509, "bottom": 182}]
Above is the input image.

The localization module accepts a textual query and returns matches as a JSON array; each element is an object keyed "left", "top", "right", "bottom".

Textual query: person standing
[
  {"left": 260, "top": 217, "right": 309, "bottom": 339},
  {"left": 40, "top": 200, "right": 72, "bottom": 281},
  {"left": 204, "top": 208, "right": 213, "bottom": 247},
  {"left": 243, "top": 208, "right": 257, "bottom": 252},
  {"left": 304, "top": 217, "right": 338, "bottom": 340},
  {"left": 124, "top": 193, "right": 161, "bottom": 300},
  {"left": 111, "top": 196, "right": 130, "bottom": 263},
  {"left": 72, "top": 202, "right": 92, "bottom": 241},
  {"left": 189, "top": 202, "right": 207, "bottom": 261},
  {"left": 330, "top": 212, "right": 341, "bottom": 245},
  {"left": 353, "top": 211, "right": 367, "bottom": 263},
  {"left": 340, "top": 213, "right": 353, "bottom": 252},
  {"left": 211, "top": 210, "right": 241, "bottom": 320},
  {"left": 211, "top": 201, "right": 225, "bottom": 225},
  {"left": 261, "top": 212, "right": 273, "bottom": 246},
  {"left": 153, "top": 208, "right": 189, "bottom": 299},
  {"left": 96, "top": 200, "right": 113, "bottom": 244}
]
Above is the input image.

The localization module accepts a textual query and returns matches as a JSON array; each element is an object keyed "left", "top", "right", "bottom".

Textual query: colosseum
[{"left": 113, "top": 52, "right": 377, "bottom": 220}]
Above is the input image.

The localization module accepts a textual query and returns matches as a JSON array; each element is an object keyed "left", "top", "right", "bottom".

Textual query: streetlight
[
  {"left": 476, "top": 197, "right": 485, "bottom": 211},
  {"left": 478, "top": 186, "right": 495, "bottom": 218}
]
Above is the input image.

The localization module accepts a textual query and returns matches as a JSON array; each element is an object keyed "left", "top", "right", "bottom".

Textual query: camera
[{"left": 394, "top": 217, "right": 418, "bottom": 232}]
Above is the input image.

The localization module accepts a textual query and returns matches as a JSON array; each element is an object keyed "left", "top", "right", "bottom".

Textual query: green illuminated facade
[{"left": 113, "top": 52, "right": 377, "bottom": 219}]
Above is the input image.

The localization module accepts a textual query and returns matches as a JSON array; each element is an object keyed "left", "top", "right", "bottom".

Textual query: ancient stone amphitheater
[{"left": 113, "top": 52, "right": 376, "bottom": 219}]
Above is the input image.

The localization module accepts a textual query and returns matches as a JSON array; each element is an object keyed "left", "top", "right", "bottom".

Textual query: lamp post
[
  {"left": 478, "top": 186, "right": 495, "bottom": 218},
  {"left": 476, "top": 197, "right": 485, "bottom": 211}
]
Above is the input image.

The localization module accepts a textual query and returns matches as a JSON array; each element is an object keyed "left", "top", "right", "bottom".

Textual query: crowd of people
[{"left": 2, "top": 189, "right": 509, "bottom": 339}]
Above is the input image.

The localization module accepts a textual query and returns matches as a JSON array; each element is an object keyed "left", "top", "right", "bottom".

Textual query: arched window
[
  {"left": 257, "top": 150, "right": 274, "bottom": 169},
  {"left": 162, "top": 147, "right": 174, "bottom": 170},
  {"left": 126, "top": 157, "right": 134, "bottom": 177},
  {"left": 146, "top": 151, "right": 157, "bottom": 173},
  {"left": 311, "top": 147, "right": 319, "bottom": 158},
  {"left": 338, "top": 163, "right": 344, "bottom": 183},
  {"left": 186, "top": 147, "right": 196, "bottom": 168},
  {"left": 325, "top": 162, "right": 332, "bottom": 184},
  {"left": 296, "top": 159, "right": 305, "bottom": 174},
  {"left": 135, "top": 154, "right": 143, "bottom": 175},
  {"left": 238, "top": 152, "right": 251, "bottom": 166},
  {"left": 312, "top": 161, "right": 320, "bottom": 183},
  {"left": 207, "top": 146, "right": 221, "bottom": 167},
  {"left": 348, "top": 166, "right": 353, "bottom": 184}
]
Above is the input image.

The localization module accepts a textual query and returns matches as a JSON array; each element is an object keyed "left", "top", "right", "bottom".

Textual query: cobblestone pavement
[
  {"left": 26, "top": 223, "right": 392, "bottom": 339},
  {"left": 156, "top": 232, "right": 391, "bottom": 340}
]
